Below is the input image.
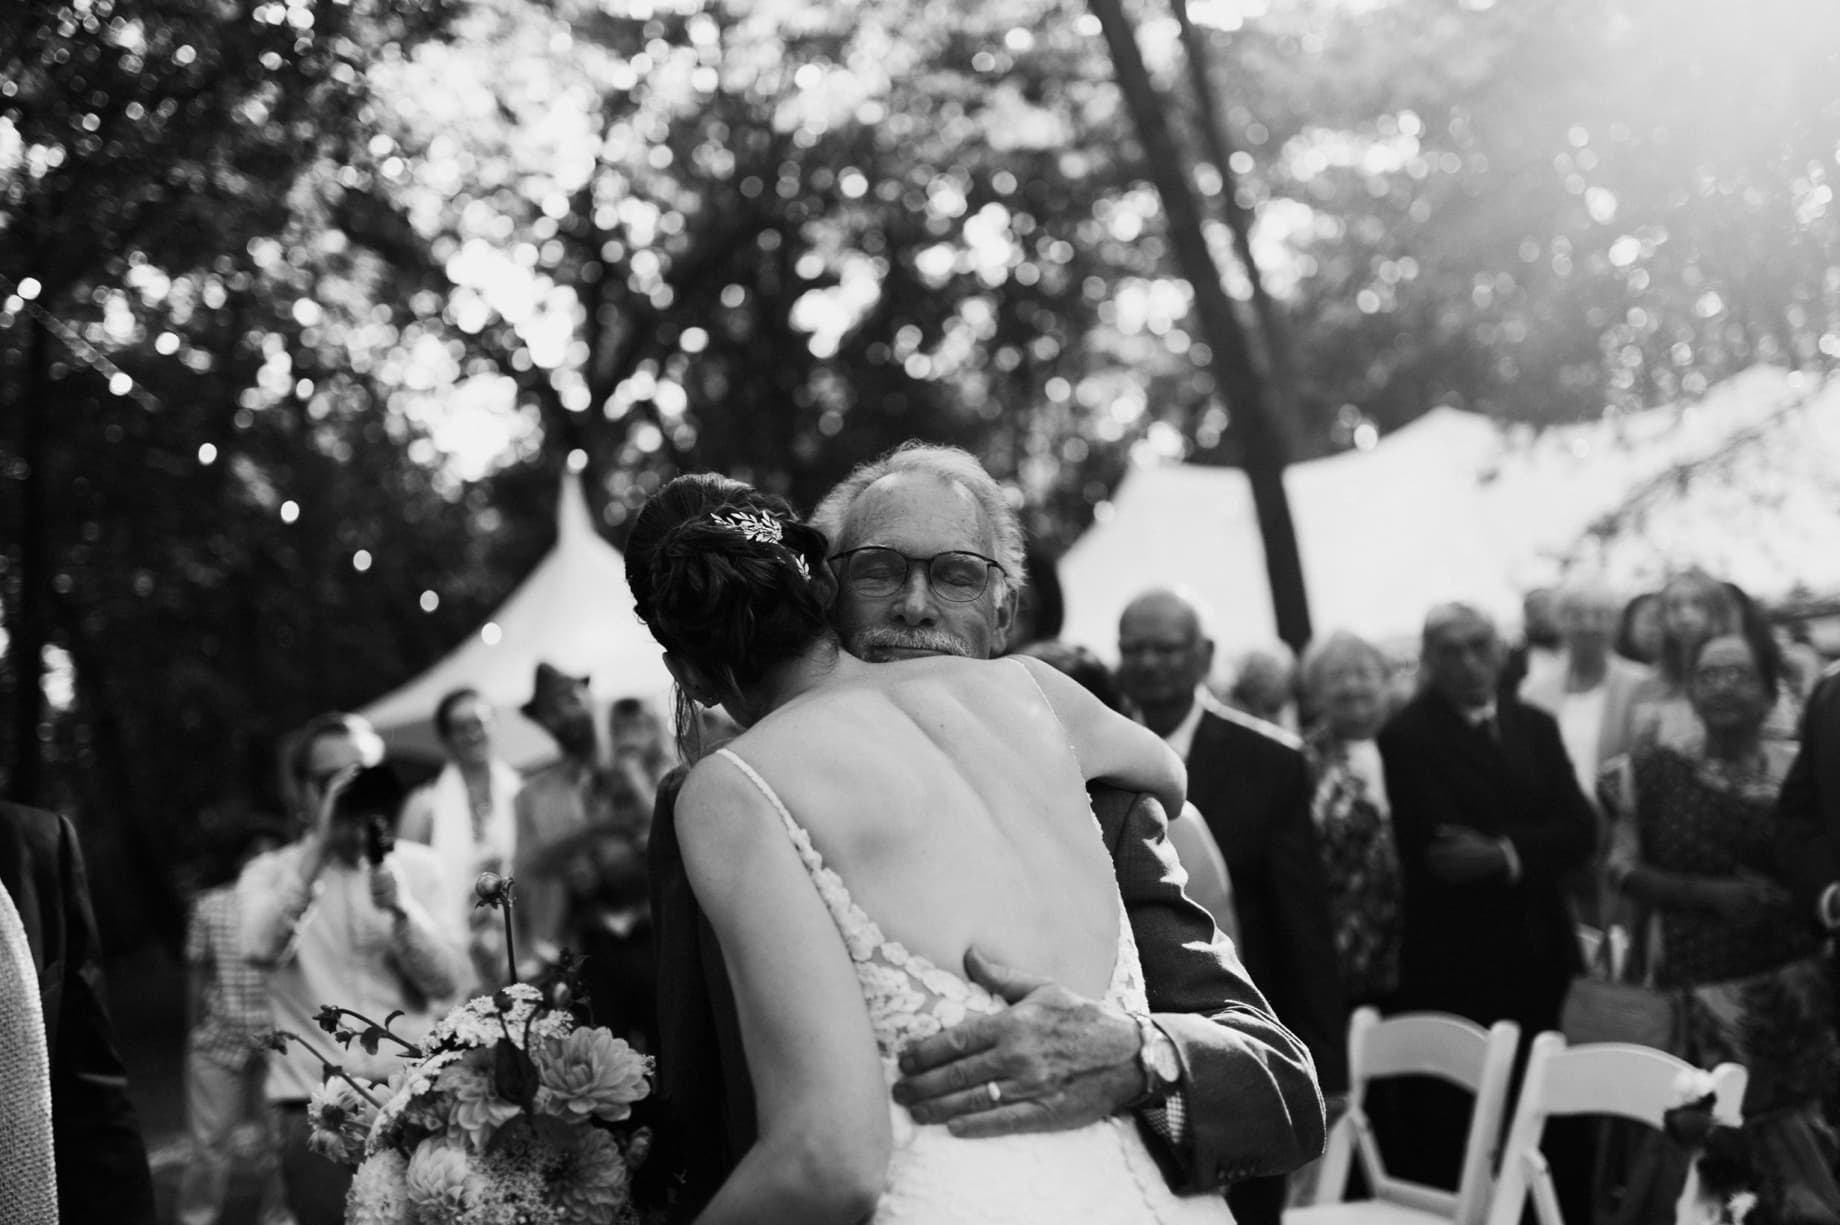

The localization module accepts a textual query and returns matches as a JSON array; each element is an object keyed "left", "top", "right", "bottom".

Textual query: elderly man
[
  {"left": 1378, "top": 604, "right": 1594, "bottom": 1191},
  {"left": 1381, "top": 604, "right": 1595, "bottom": 1029},
  {"left": 647, "top": 444, "right": 1324, "bottom": 1220},
  {"left": 240, "top": 713, "right": 463, "bottom": 1225},
  {"left": 1117, "top": 588, "right": 1345, "bottom": 1225}
]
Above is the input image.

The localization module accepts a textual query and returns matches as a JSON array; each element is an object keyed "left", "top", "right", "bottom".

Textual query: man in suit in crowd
[
  {"left": 1116, "top": 587, "right": 1346, "bottom": 1225},
  {"left": 1775, "top": 662, "right": 1840, "bottom": 981},
  {"left": 1378, "top": 603, "right": 1595, "bottom": 1191},
  {"left": 1383, "top": 603, "right": 1595, "bottom": 1030},
  {"left": 646, "top": 443, "right": 1325, "bottom": 1219},
  {"left": 0, "top": 799, "right": 158, "bottom": 1225}
]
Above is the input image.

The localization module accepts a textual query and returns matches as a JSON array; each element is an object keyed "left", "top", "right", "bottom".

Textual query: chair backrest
[
  {"left": 1311, "top": 1007, "right": 1521, "bottom": 1225},
  {"left": 1484, "top": 1033, "right": 1747, "bottom": 1225}
]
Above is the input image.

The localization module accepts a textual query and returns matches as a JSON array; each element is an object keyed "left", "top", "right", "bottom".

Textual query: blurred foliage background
[{"left": 2, "top": 0, "right": 1837, "bottom": 947}]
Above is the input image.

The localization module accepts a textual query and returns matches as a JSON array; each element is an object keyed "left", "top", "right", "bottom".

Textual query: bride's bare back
[{"left": 692, "top": 654, "right": 1180, "bottom": 1001}]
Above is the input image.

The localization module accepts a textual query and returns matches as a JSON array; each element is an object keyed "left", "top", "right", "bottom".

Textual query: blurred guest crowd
[{"left": 5, "top": 448, "right": 1840, "bottom": 1225}]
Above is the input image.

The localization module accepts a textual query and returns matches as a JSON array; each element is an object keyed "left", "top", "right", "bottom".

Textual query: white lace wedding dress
[{"left": 717, "top": 748, "right": 1234, "bottom": 1224}]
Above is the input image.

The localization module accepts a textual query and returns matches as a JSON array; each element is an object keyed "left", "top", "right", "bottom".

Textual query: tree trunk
[
  {"left": 1088, "top": 0, "right": 1313, "bottom": 648},
  {"left": 9, "top": 311, "right": 52, "bottom": 802},
  {"left": 1170, "top": 0, "right": 1300, "bottom": 435}
]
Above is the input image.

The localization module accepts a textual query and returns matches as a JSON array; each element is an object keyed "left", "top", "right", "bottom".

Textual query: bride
[{"left": 628, "top": 473, "right": 1233, "bottom": 1224}]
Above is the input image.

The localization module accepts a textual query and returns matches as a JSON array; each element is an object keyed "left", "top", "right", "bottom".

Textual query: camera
[{"left": 332, "top": 763, "right": 405, "bottom": 866}]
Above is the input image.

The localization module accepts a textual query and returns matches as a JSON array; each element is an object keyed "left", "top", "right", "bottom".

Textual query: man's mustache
[{"left": 851, "top": 625, "right": 973, "bottom": 659}]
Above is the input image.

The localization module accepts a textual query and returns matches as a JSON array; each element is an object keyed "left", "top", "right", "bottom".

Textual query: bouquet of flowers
[{"left": 269, "top": 874, "right": 655, "bottom": 1225}]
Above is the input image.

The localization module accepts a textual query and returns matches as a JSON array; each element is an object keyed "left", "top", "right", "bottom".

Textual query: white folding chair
[
  {"left": 1287, "top": 1008, "right": 1522, "bottom": 1225},
  {"left": 1484, "top": 1033, "right": 1747, "bottom": 1225}
]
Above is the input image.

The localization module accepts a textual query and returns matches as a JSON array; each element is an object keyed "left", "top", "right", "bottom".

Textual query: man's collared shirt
[
  {"left": 238, "top": 842, "right": 461, "bottom": 1102},
  {"left": 1161, "top": 688, "right": 1211, "bottom": 761}
]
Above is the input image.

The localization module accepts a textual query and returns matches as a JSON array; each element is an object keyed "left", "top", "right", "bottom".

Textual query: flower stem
[
  {"left": 327, "top": 1007, "right": 421, "bottom": 1054},
  {"left": 501, "top": 879, "right": 519, "bottom": 985}
]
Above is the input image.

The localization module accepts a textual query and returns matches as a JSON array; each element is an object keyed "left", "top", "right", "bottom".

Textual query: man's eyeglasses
[
  {"left": 1694, "top": 664, "right": 1761, "bottom": 688},
  {"left": 829, "top": 547, "right": 1006, "bottom": 604}
]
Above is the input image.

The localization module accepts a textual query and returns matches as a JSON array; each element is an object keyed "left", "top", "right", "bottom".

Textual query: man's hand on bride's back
[{"left": 890, "top": 947, "right": 1144, "bottom": 1137}]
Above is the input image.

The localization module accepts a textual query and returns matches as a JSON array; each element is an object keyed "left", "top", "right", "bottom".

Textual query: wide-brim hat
[{"left": 521, "top": 661, "right": 590, "bottom": 721}]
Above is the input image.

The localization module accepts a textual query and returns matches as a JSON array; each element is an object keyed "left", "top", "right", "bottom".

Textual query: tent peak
[{"left": 556, "top": 471, "right": 597, "bottom": 544}]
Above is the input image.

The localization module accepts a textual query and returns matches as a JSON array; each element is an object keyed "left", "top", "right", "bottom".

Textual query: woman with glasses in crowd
[{"left": 1603, "top": 619, "right": 1839, "bottom": 1225}]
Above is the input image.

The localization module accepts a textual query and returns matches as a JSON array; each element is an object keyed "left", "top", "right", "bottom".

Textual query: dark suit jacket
[
  {"left": 1775, "top": 665, "right": 1840, "bottom": 918},
  {"left": 1183, "top": 700, "right": 1347, "bottom": 1094},
  {"left": 0, "top": 801, "right": 157, "bottom": 1225},
  {"left": 647, "top": 771, "right": 1325, "bottom": 1219},
  {"left": 1378, "top": 692, "right": 1596, "bottom": 1031}
]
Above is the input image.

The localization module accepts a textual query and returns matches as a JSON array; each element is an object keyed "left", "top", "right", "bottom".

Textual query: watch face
[
  {"left": 1150, "top": 1035, "right": 1180, "bottom": 1082},
  {"left": 1148, "top": 1037, "right": 1177, "bottom": 1081}
]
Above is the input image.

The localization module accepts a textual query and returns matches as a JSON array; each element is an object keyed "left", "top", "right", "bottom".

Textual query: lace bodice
[{"left": 714, "top": 747, "right": 1231, "bottom": 1224}]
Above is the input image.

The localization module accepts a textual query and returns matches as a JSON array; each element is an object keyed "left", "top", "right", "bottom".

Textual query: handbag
[
  {"left": 1560, "top": 970, "right": 1679, "bottom": 1050},
  {"left": 1564, "top": 754, "right": 1681, "bottom": 1051}
]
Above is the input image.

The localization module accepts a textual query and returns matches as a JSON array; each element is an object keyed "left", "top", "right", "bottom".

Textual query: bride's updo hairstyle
[{"left": 625, "top": 474, "right": 832, "bottom": 750}]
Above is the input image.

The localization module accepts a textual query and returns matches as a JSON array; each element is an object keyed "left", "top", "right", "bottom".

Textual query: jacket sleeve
[
  {"left": 1776, "top": 673, "right": 1840, "bottom": 914},
  {"left": 49, "top": 815, "right": 157, "bottom": 1225},
  {"left": 1103, "top": 786, "right": 1327, "bottom": 1195},
  {"left": 1379, "top": 719, "right": 1463, "bottom": 867},
  {"left": 1255, "top": 751, "right": 1349, "bottom": 1092},
  {"left": 1506, "top": 711, "right": 1597, "bottom": 881}
]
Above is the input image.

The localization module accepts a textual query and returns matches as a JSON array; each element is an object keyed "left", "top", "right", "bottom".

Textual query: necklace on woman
[{"left": 1698, "top": 747, "right": 1769, "bottom": 796}]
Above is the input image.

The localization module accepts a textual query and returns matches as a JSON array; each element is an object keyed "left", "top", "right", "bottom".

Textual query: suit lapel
[{"left": 1423, "top": 695, "right": 1517, "bottom": 813}]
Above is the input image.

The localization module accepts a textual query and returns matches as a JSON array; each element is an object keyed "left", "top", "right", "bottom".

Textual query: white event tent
[
  {"left": 359, "top": 476, "right": 673, "bottom": 767},
  {"left": 1058, "top": 366, "right": 1838, "bottom": 658}
]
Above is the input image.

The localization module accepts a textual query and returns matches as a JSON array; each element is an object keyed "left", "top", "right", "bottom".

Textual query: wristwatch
[{"left": 1128, "top": 1012, "right": 1181, "bottom": 1106}]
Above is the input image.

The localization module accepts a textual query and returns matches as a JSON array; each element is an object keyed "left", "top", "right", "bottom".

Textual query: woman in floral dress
[
  {"left": 1300, "top": 632, "right": 1403, "bottom": 1012},
  {"left": 1605, "top": 625, "right": 1839, "bottom": 1225}
]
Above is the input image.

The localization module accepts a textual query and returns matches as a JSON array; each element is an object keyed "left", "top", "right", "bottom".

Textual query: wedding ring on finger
[{"left": 985, "top": 1081, "right": 1003, "bottom": 1108}]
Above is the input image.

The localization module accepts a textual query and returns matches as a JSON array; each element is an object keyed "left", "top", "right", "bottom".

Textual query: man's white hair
[
  {"left": 1420, "top": 602, "right": 1498, "bottom": 655},
  {"left": 809, "top": 442, "right": 1027, "bottom": 585}
]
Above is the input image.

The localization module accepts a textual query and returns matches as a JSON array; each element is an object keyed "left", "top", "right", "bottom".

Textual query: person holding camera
[{"left": 239, "top": 712, "right": 464, "bottom": 1225}]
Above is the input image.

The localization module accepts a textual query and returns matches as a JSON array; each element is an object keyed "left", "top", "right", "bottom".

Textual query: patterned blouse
[
  {"left": 1304, "top": 732, "right": 1403, "bottom": 1005},
  {"left": 1622, "top": 745, "right": 1815, "bottom": 987}
]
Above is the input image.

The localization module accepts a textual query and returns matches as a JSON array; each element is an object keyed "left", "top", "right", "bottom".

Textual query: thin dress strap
[{"left": 712, "top": 746, "right": 896, "bottom": 957}]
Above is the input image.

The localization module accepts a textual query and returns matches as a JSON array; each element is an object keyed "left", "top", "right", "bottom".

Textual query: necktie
[{"left": 0, "top": 880, "right": 58, "bottom": 1224}]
